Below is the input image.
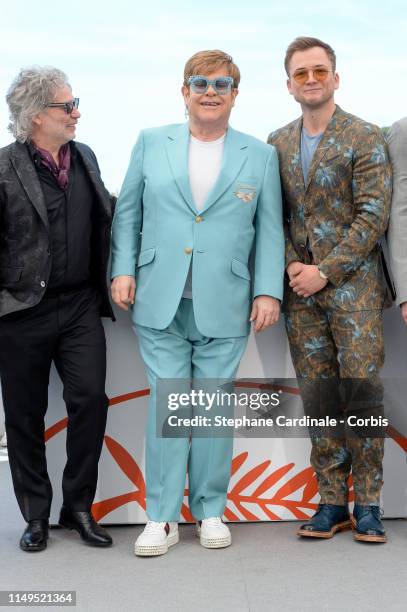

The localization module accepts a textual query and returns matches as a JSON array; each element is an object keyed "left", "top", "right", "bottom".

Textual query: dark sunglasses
[
  {"left": 46, "top": 97, "right": 80, "bottom": 114},
  {"left": 187, "top": 75, "right": 234, "bottom": 95},
  {"left": 291, "top": 68, "right": 332, "bottom": 84}
]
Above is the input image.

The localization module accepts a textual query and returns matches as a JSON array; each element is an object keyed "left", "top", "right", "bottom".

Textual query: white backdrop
[{"left": 25, "top": 304, "right": 406, "bottom": 524}]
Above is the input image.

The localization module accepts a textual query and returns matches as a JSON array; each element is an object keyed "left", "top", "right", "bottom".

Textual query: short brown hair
[
  {"left": 183, "top": 49, "right": 240, "bottom": 88},
  {"left": 284, "top": 37, "right": 336, "bottom": 75}
]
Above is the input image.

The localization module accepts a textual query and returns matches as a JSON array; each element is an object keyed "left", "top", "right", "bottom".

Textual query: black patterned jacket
[{"left": 0, "top": 140, "right": 114, "bottom": 318}]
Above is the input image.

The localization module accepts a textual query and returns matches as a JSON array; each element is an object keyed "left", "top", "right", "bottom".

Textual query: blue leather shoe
[
  {"left": 297, "top": 504, "right": 351, "bottom": 538},
  {"left": 351, "top": 504, "right": 386, "bottom": 543}
]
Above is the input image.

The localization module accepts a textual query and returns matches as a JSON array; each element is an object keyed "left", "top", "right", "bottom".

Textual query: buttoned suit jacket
[
  {"left": 111, "top": 123, "right": 285, "bottom": 338},
  {"left": 0, "top": 141, "right": 114, "bottom": 319},
  {"left": 268, "top": 106, "right": 392, "bottom": 312},
  {"left": 387, "top": 117, "right": 407, "bottom": 305}
]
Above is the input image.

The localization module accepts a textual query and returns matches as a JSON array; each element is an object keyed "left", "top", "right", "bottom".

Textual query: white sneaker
[
  {"left": 196, "top": 517, "right": 231, "bottom": 549},
  {"left": 0, "top": 433, "right": 6, "bottom": 448},
  {"left": 134, "top": 521, "right": 179, "bottom": 556}
]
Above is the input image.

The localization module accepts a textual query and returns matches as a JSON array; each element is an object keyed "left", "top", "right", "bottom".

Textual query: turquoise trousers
[{"left": 135, "top": 298, "right": 248, "bottom": 521}]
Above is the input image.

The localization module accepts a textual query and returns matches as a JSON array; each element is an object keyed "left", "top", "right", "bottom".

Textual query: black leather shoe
[
  {"left": 20, "top": 519, "right": 49, "bottom": 552},
  {"left": 351, "top": 504, "right": 386, "bottom": 543},
  {"left": 59, "top": 506, "right": 112, "bottom": 547},
  {"left": 297, "top": 504, "right": 351, "bottom": 538}
]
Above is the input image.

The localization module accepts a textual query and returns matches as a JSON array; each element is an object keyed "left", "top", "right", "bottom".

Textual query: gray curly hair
[{"left": 6, "top": 66, "right": 70, "bottom": 143}]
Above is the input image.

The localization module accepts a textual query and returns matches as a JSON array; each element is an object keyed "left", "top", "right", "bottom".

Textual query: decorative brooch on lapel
[{"left": 233, "top": 183, "right": 257, "bottom": 202}]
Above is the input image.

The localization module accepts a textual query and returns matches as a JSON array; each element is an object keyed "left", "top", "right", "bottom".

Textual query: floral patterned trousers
[{"left": 285, "top": 295, "right": 385, "bottom": 506}]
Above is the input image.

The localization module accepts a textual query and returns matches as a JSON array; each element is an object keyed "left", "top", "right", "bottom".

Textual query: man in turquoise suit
[{"left": 111, "top": 50, "right": 284, "bottom": 556}]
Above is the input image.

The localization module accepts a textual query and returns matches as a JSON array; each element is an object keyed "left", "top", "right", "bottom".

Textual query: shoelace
[
  {"left": 358, "top": 506, "right": 382, "bottom": 520},
  {"left": 144, "top": 521, "right": 167, "bottom": 534},
  {"left": 203, "top": 517, "right": 223, "bottom": 527}
]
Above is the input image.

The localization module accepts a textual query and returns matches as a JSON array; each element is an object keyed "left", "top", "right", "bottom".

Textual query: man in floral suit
[{"left": 269, "top": 36, "right": 392, "bottom": 543}]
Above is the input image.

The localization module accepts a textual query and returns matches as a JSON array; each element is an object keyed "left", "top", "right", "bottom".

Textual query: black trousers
[{"left": 0, "top": 287, "right": 108, "bottom": 521}]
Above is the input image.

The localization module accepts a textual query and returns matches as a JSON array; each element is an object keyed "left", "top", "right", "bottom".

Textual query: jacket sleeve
[
  {"left": 387, "top": 118, "right": 407, "bottom": 305},
  {"left": 283, "top": 218, "right": 301, "bottom": 269},
  {"left": 111, "top": 131, "right": 145, "bottom": 278},
  {"left": 253, "top": 146, "right": 285, "bottom": 300},
  {"left": 109, "top": 194, "right": 117, "bottom": 216},
  {"left": 318, "top": 127, "right": 392, "bottom": 286},
  {"left": 267, "top": 131, "right": 301, "bottom": 271}
]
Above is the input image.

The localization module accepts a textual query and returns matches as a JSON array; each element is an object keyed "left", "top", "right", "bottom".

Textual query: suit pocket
[
  {"left": 0, "top": 266, "right": 23, "bottom": 285},
  {"left": 137, "top": 248, "right": 156, "bottom": 268},
  {"left": 231, "top": 258, "right": 251, "bottom": 281}
]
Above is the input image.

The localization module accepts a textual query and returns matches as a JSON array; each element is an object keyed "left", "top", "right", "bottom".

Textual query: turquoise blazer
[{"left": 111, "top": 123, "right": 284, "bottom": 338}]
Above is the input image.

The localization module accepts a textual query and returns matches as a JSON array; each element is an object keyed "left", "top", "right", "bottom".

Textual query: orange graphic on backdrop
[{"left": 45, "top": 387, "right": 406, "bottom": 522}]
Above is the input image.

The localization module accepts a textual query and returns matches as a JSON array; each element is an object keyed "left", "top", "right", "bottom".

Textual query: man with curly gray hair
[{"left": 0, "top": 66, "right": 114, "bottom": 552}]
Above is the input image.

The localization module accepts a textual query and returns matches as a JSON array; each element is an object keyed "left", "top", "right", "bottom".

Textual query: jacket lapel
[
  {"left": 165, "top": 123, "right": 197, "bottom": 214},
  {"left": 287, "top": 118, "right": 305, "bottom": 194},
  {"left": 200, "top": 126, "right": 248, "bottom": 215},
  {"left": 304, "top": 105, "right": 345, "bottom": 192},
  {"left": 10, "top": 142, "right": 49, "bottom": 230}
]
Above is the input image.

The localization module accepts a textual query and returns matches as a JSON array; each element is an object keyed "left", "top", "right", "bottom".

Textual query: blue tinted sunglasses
[{"left": 187, "top": 75, "right": 234, "bottom": 95}]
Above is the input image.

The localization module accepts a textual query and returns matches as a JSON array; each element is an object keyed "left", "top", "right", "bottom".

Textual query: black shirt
[{"left": 29, "top": 141, "right": 95, "bottom": 292}]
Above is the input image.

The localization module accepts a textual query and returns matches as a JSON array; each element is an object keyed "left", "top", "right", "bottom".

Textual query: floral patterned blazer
[{"left": 268, "top": 106, "right": 393, "bottom": 312}]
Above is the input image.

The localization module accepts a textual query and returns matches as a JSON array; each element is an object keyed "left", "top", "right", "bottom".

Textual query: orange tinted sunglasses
[{"left": 292, "top": 68, "right": 332, "bottom": 84}]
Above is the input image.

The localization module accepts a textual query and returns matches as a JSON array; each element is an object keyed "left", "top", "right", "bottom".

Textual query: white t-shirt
[{"left": 182, "top": 133, "right": 225, "bottom": 299}]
